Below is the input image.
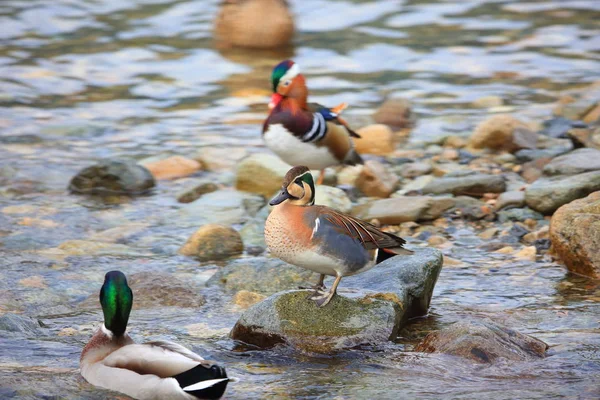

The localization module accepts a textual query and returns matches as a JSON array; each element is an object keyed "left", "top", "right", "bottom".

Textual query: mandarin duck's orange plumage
[
  {"left": 263, "top": 60, "right": 363, "bottom": 184},
  {"left": 264, "top": 166, "right": 413, "bottom": 307}
]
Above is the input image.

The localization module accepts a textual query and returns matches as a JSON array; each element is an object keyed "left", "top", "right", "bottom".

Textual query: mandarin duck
[
  {"left": 214, "top": 0, "right": 294, "bottom": 49},
  {"left": 263, "top": 60, "right": 363, "bottom": 184},
  {"left": 80, "top": 271, "right": 231, "bottom": 400},
  {"left": 264, "top": 166, "right": 413, "bottom": 307}
]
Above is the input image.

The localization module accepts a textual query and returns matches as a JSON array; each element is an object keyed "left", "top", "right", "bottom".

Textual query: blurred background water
[{"left": 1, "top": 0, "right": 599, "bottom": 399}]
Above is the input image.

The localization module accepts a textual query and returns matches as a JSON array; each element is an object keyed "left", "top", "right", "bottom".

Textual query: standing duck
[
  {"left": 214, "top": 0, "right": 294, "bottom": 49},
  {"left": 263, "top": 60, "right": 363, "bottom": 184},
  {"left": 80, "top": 271, "right": 231, "bottom": 400},
  {"left": 264, "top": 166, "right": 412, "bottom": 307}
]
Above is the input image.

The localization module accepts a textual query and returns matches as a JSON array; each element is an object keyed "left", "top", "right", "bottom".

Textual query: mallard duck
[
  {"left": 214, "top": 0, "right": 294, "bottom": 49},
  {"left": 80, "top": 271, "right": 231, "bottom": 399},
  {"left": 264, "top": 166, "right": 412, "bottom": 307}
]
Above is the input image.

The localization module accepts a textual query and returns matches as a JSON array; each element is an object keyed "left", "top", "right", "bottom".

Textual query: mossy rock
[{"left": 69, "top": 159, "right": 155, "bottom": 195}]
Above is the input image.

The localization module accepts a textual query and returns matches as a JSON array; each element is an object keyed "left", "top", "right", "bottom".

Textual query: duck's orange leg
[{"left": 317, "top": 170, "right": 325, "bottom": 185}]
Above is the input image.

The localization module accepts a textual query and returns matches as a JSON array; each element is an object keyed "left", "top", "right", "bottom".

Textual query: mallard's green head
[{"left": 99, "top": 271, "right": 132, "bottom": 337}]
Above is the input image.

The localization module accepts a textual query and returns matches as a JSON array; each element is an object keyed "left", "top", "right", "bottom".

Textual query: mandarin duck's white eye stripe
[
  {"left": 280, "top": 63, "right": 300, "bottom": 84},
  {"left": 302, "top": 113, "right": 327, "bottom": 142}
]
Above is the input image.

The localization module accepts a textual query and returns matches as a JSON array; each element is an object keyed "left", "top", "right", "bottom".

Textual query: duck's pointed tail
[{"left": 173, "top": 363, "right": 231, "bottom": 399}]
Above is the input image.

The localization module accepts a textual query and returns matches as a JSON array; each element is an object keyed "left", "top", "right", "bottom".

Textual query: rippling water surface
[{"left": 1, "top": 0, "right": 600, "bottom": 399}]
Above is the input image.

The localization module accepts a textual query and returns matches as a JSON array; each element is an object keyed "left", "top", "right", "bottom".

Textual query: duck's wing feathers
[
  {"left": 314, "top": 206, "right": 410, "bottom": 253},
  {"left": 99, "top": 342, "right": 230, "bottom": 399},
  {"left": 308, "top": 102, "right": 361, "bottom": 138}
]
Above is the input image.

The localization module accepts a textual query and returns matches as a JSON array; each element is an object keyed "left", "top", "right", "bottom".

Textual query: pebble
[
  {"left": 372, "top": 98, "right": 413, "bottom": 128},
  {"left": 235, "top": 154, "right": 290, "bottom": 198},
  {"left": 356, "top": 160, "right": 398, "bottom": 198},
  {"left": 179, "top": 224, "right": 243, "bottom": 262},
  {"left": 515, "top": 246, "right": 537, "bottom": 261}
]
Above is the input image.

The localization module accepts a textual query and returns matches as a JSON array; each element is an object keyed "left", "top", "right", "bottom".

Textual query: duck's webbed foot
[{"left": 311, "top": 275, "right": 342, "bottom": 308}]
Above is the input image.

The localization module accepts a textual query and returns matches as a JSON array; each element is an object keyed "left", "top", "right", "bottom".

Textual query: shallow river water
[{"left": 1, "top": 0, "right": 600, "bottom": 399}]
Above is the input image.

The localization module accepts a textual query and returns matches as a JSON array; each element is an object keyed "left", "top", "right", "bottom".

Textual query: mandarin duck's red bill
[
  {"left": 262, "top": 60, "right": 363, "bottom": 184},
  {"left": 264, "top": 166, "right": 413, "bottom": 307}
]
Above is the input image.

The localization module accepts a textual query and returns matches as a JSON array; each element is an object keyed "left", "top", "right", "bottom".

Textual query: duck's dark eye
[{"left": 294, "top": 179, "right": 303, "bottom": 187}]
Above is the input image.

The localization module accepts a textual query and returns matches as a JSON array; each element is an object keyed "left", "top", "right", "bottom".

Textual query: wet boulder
[
  {"left": 69, "top": 159, "right": 155, "bottom": 195},
  {"left": 142, "top": 155, "right": 202, "bottom": 180},
  {"left": 525, "top": 171, "right": 600, "bottom": 214},
  {"left": 550, "top": 191, "right": 600, "bottom": 279},
  {"left": 415, "top": 319, "right": 548, "bottom": 363},
  {"left": 352, "top": 196, "right": 455, "bottom": 224},
  {"left": 179, "top": 224, "right": 243, "bottom": 262},
  {"left": 422, "top": 173, "right": 506, "bottom": 197},
  {"left": 542, "top": 148, "right": 600, "bottom": 176},
  {"left": 230, "top": 248, "right": 443, "bottom": 353}
]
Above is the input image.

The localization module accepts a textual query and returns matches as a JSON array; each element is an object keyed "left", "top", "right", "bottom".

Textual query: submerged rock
[
  {"left": 550, "top": 191, "right": 600, "bottom": 279},
  {"left": 525, "top": 171, "right": 600, "bottom": 214},
  {"left": 207, "top": 257, "right": 317, "bottom": 294},
  {"left": 69, "top": 159, "right": 155, "bottom": 195},
  {"left": 176, "top": 181, "right": 219, "bottom": 203},
  {"left": 235, "top": 154, "right": 290, "bottom": 198},
  {"left": 352, "top": 196, "right": 455, "bottom": 224},
  {"left": 179, "top": 224, "right": 243, "bottom": 262},
  {"left": 415, "top": 319, "right": 548, "bottom": 363},
  {"left": 230, "top": 248, "right": 443, "bottom": 353},
  {"left": 422, "top": 173, "right": 506, "bottom": 197},
  {"left": 127, "top": 272, "right": 205, "bottom": 308},
  {"left": 0, "top": 313, "right": 45, "bottom": 336},
  {"left": 497, "top": 207, "right": 544, "bottom": 223}
]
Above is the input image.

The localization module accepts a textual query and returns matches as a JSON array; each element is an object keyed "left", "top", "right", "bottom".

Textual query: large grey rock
[
  {"left": 352, "top": 196, "right": 455, "bottom": 224},
  {"left": 207, "top": 257, "right": 317, "bottom": 294},
  {"left": 69, "top": 159, "right": 155, "bottom": 195},
  {"left": 422, "top": 174, "right": 506, "bottom": 197},
  {"left": 230, "top": 248, "right": 443, "bottom": 353},
  {"left": 415, "top": 319, "right": 548, "bottom": 363},
  {"left": 525, "top": 171, "right": 600, "bottom": 214},
  {"left": 542, "top": 148, "right": 600, "bottom": 176},
  {"left": 495, "top": 191, "right": 525, "bottom": 210}
]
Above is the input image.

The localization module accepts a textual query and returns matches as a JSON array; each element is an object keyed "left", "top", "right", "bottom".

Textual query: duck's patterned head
[
  {"left": 271, "top": 59, "right": 299, "bottom": 93},
  {"left": 269, "top": 166, "right": 315, "bottom": 206},
  {"left": 100, "top": 271, "right": 133, "bottom": 336}
]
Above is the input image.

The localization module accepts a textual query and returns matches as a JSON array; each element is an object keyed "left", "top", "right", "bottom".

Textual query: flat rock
[
  {"left": 550, "top": 191, "right": 600, "bottom": 279},
  {"left": 525, "top": 171, "right": 600, "bottom": 214},
  {"left": 497, "top": 207, "right": 544, "bottom": 223},
  {"left": 176, "top": 180, "right": 219, "bottom": 203},
  {"left": 142, "top": 155, "right": 202, "bottom": 180},
  {"left": 352, "top": 196, "right": 455, "bottom": 224},
  {"left": 415, "top": 319, "right": 548, "bottom": 363},
  {"left": 401, "top": 162, "right": 432, "bottom": 179},
  {"left": 179, "top": 224, "right": 243, "bottom": 262},
  {"left": 235, "top": 154, "right": 290, "bottom": 198},
  {"left": 422, "top": 174, "right": 506, "bottom": 197},
  {"left": 206, "top": 257, "right": 317, "bottom": 294},
  {"left": 542, "top": 148, "right": 600, "bottom": 176},
  {"left": 230, "top": 248, "right": 443, "bottom": 353},
  {"left": 69, "top": 159, "right": 155, "bottom": 195}
]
